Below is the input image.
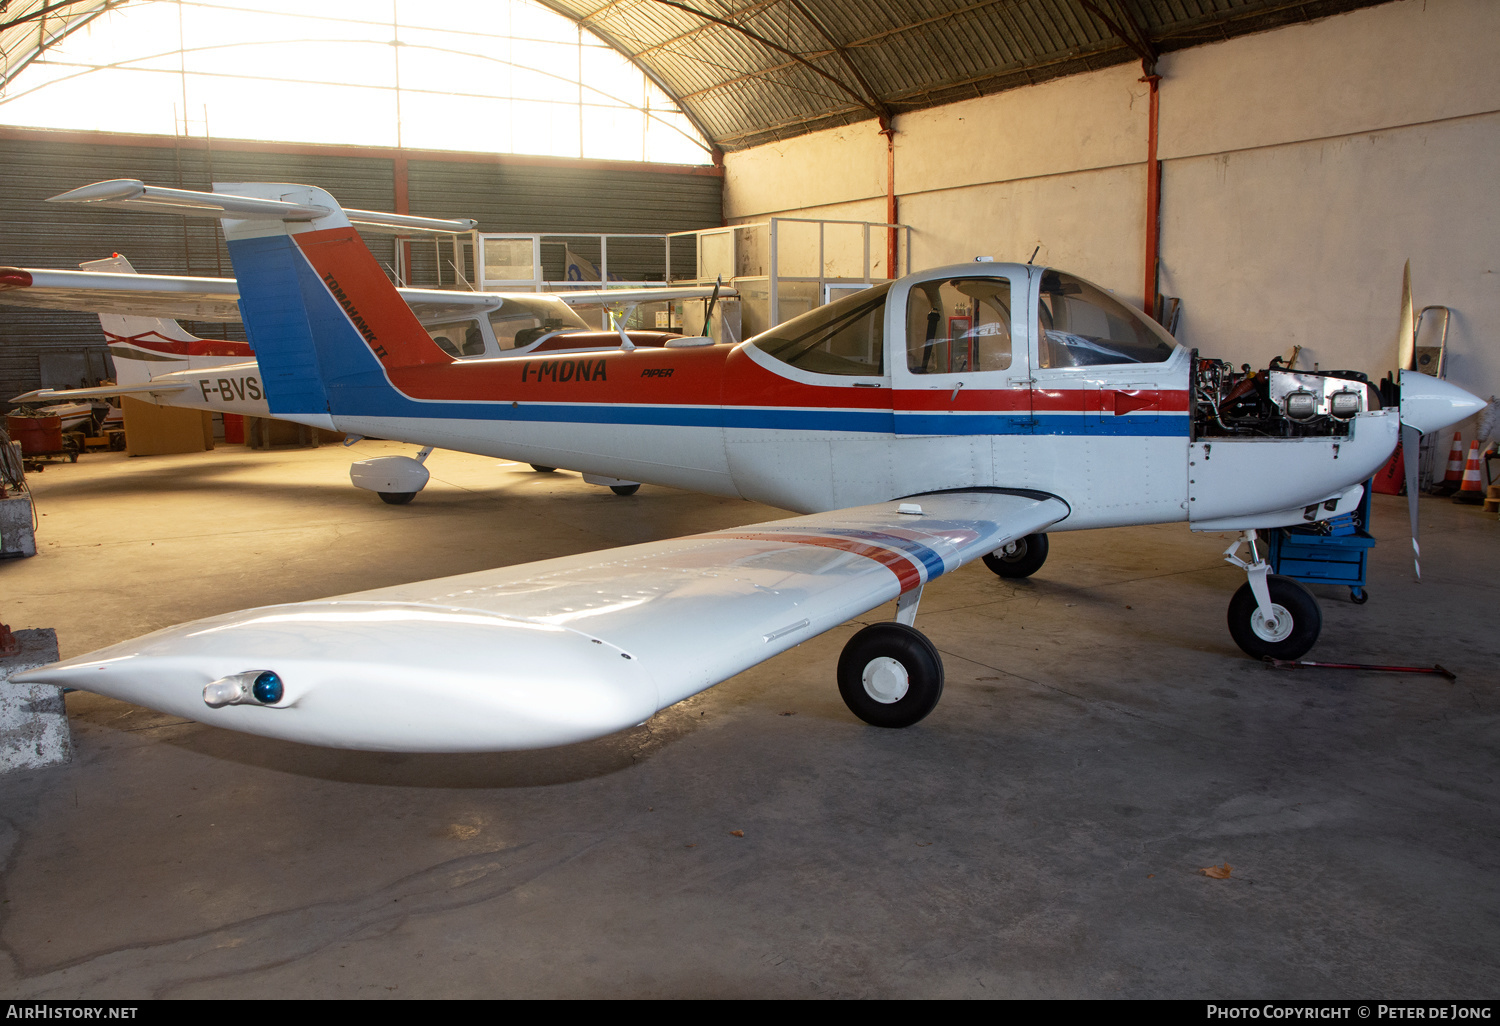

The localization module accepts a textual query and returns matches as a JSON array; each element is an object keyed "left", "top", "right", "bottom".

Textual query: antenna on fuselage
[
  {"left": 701, "top": 275, "right": 723, "bottom": 338},
  {"left": 1028, "top": 245, "right": 1041, "bottom": 264}
]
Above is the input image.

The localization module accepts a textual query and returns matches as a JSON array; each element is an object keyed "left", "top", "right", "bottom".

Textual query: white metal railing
[{"left": 459, "top": 217, "right": 910, "bottom": 334}]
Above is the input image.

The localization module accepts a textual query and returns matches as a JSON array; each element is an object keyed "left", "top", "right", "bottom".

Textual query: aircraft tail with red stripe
[
  {"left": 80, "top": 254, "right": 254, "bottom": 391},
  {"left": 214, "top": 183, "right": 454, "bottom": 427}
]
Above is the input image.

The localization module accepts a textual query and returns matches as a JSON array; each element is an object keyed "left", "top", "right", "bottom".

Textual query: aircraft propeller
[{"left": 1385, "top": 260, "right": 1486, "bottom": 580}]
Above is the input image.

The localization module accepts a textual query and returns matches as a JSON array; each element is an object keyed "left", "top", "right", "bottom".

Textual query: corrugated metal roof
[
  {"left": 1, "top": 1, "right": 1399, "bottom": 153},
  {"left": 542, "top": 0, "right": 1398, "bottom": 150}
]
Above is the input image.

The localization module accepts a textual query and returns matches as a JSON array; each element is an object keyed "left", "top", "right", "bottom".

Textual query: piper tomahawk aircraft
[{"left": 15, "top": 181, "right": 1483, "bottom": 753}]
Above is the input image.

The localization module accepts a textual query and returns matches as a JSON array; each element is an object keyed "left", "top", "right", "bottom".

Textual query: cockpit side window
[
  {"left": 425, "top": 318, "right": 482, "bottom": 358},
  {"left": 1036, "top": 271, "right": 1176, "bottom": 368},
  {"left": 750, "top": 282, "right": 890, "bottom": 376},
  {"left": 906, "top": 278, "right": 1012, "bottom": 374},
  {"left": 487, "top": 296, "right": 589, "bottom": 350}
]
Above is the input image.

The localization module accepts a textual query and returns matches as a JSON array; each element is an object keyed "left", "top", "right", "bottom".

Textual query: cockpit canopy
[
  {"left": 746, "top": 266, "right": 1177, "bottom": 378},
  {"left": 421, "top": 294, "right": 589, "bottom": 359}
]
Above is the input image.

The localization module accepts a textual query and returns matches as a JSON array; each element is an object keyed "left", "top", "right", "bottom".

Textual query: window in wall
[{"left": 0, "top": 0, "right": 712, "bottom": 164}]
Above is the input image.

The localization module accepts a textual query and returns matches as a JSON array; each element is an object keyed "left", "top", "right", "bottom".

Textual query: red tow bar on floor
[{"left": 1264, "top": 657, "right": 1455, "bottom": 681}]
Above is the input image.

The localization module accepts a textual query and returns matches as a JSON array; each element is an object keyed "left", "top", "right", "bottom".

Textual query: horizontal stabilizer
[
  {"left": 46, "top": 179, "right": 476, "bottom": 234},
  {"left": 10, "top": 382, "right": 188, "bottom": 403}
]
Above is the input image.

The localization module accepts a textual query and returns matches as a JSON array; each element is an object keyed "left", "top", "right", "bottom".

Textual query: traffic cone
[
  {"left": 1453, "top": 441, "right": 1484, "bottom": 504},
  {"left": 1433, "top": 432, "right": 1466, "bottom": 496},
  {"left": 1373, "top": 438, "right": 1405, "bottom": 495}
]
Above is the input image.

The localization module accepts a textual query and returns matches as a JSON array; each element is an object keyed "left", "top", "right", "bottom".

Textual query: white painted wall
[{"left": 723, "top": 0, "right": 1500, "bottom": 412}]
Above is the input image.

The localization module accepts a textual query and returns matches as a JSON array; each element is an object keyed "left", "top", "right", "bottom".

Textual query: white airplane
[{"left": 14, "top": 180, "right": 1483, "bottom": 754}]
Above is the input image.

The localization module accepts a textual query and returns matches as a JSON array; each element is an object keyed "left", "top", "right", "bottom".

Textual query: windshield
[
  {"left": 1037, "top": 270, "right": 1176, "bottom": 367},
  {"left": 488, "top": 295, "right": 589, "bottom": 350},
  {"left": 749, "top": 282, "right": 890, "bottom": 377}
]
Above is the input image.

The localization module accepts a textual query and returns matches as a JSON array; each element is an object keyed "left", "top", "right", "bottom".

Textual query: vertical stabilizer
[{"left": 216, "top": 183, "right": 453, "bottom": 427}]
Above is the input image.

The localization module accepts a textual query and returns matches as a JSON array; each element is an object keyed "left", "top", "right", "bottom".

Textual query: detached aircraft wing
[{"left": 18, "top": 490, "right": 1067, "bottom": 752}]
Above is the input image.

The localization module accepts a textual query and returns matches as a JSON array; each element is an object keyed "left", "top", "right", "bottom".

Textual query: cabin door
[{"left": 889, "top": 270, "right": 1033, "bottom": 439}]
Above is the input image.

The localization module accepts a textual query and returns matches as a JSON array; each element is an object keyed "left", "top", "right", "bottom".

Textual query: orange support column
[{"left": 1141, "top": 71, "right": 1161, "bottom": 317}]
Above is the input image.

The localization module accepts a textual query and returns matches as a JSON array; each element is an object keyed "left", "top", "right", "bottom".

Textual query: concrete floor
[{"left": 1, "top": 441, "right": 1497, "bottom": 998}]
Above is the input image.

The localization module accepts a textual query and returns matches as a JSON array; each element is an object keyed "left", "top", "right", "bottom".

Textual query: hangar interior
[{"left": 1, "top": 0, "right": 1497, "bottom": 999}]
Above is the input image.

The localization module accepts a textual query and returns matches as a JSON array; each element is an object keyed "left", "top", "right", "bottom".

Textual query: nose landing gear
[{"left": 1223, "top": 530, "right": 1322, "bottom": 659}]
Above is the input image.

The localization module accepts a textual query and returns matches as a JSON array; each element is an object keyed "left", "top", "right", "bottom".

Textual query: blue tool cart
[{"left": 1265, "top": 479, "right": 1375, "bottom": 604}]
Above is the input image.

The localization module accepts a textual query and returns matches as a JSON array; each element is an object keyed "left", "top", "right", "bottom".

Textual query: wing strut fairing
[{"left": 15, "top": 491, "right": 1067, "bottom": 751}]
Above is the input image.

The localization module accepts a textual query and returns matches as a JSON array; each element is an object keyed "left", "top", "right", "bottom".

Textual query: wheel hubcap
[
  {"left": 862, "top": 656, "right": 909, "bottom": 704},
  {"left": 1250, "top": 603, "right": 1294, "bottom": 643}
]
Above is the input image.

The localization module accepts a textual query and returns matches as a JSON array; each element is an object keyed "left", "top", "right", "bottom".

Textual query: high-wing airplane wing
[
  {"left": 16, "top": 490, "right": 1067, "bottom": 751},
  {"left": 0, "top": 267, "right": 733, "bottom": 324},
  {"left": 0, "top": 266, "right": 243, "bottom": 321}
]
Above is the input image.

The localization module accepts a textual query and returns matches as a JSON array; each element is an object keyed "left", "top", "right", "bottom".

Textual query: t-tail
[{"left": 214, "top": 183, "right": 456, "bottom": 430}]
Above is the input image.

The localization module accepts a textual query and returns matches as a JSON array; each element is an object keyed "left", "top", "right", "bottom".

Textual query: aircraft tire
[
  {"left": 610, "top": 484, "right": 640, "bottom": 496},
  {"left": 837, "top": 622, "right": 944, "bottom": 729},
  {"left": 1227, "top": 574, "right": 1321, "bottom": 660},
  {"left": 982, "top": 532, "right": 1048, "bottom": 578},
  {"left": 378, "top": 491, "right": 416, "bottom": 505},
  {"left": 530, "top": 464, "right": 556, "bottom": 473}
]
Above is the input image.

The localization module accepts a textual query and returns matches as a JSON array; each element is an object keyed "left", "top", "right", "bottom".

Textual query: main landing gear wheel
[
  {"left": 1227, "top": 574, "right": 1322, "bottom": 659},
  {"left": 837, "top": 622, "right": 944, "bottom": 728},
  {"left": 982, "top": 533, "right": 1048, "bottom": 579},
  {"left": 530, "top": 464, "right": 556, "bottom": 473},
  {"left": 378, "top": 491, "right": 416, "bottom": 505},
  {"left": 610, "top": 484, "right": 640, "bottom": 496}
]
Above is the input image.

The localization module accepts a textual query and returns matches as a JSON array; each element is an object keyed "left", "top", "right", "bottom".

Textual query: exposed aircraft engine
[{"left": 1193, "top": 357, "right": 1378, "bottom": 438}]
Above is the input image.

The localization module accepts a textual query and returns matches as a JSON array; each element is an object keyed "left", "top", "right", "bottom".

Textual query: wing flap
[{"left": 14, "top": 491, "right": 1067, "bottom": 752}]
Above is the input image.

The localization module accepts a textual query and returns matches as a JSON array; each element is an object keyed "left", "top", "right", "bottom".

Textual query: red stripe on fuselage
[
  {"left": 708, "top": 531, "right": 925, "bottom": 592},
  {"left": 105, "top": 331, "right": 253, "bottom": 359},
  {"left": 893, "top": 387, "right": 1188, "bottom": 413}
]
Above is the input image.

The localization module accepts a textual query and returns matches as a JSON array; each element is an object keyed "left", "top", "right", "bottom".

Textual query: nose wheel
[{"left": 1223, "top": 531, "right": 1322, "bottom": 659}]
